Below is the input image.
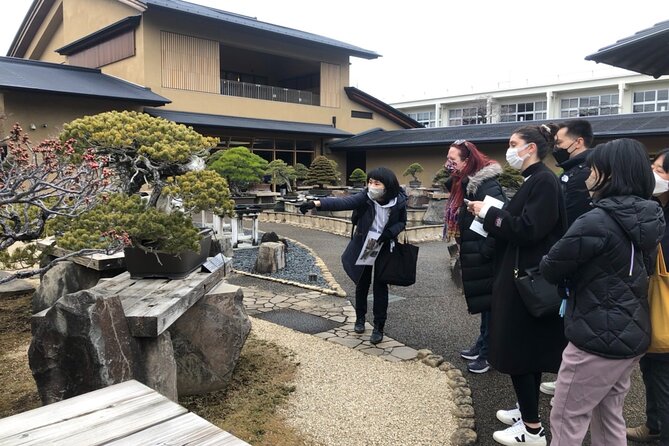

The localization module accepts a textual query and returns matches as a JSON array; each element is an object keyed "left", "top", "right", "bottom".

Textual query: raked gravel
[{"left": 251, "top": 317, "right": 458, "bottom": 446}]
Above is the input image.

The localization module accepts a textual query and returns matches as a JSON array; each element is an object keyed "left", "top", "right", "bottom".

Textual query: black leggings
[
  {"left": 355, "top": 265, "right": 389, "bottom": 328},
  {"left": 511, "top": 372, "right": 543, "bottom": 424}
]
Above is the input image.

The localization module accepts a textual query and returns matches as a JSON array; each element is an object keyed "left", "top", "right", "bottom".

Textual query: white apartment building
[{"left": 392, "top": 74, "right": 669, "bottom": 128}]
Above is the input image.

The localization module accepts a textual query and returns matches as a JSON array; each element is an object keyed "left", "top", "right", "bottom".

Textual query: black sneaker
[
  {"left": 353, "top": 319, "right": 365, "bottom": 334},
  {"left": 467, "top": 358, "right": 490, "bottom": 374},
  {"left": 460, "top": 345, "right": 480, "bottom": 360}
]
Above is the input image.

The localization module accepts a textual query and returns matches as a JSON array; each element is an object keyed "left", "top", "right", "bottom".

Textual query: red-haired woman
[{"left": 445, "top": 139, "right": 506, "bottom": 374}]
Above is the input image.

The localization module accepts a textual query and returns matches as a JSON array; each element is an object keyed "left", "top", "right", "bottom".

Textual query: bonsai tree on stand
[
  {"left": 265, "top": 159, "right": 296, "bottom": 194},
  {"left": 403, "top": 163, "right": 424, "bottom": 187},
  {"left": 348, "top": 168, "right": 367, "bottom": 187},
  {"left": 305, "top": 155, "right": 339, "bottom": 191},
  {"left": 207, "top": 147, "right": 268, "bottom": 196}
]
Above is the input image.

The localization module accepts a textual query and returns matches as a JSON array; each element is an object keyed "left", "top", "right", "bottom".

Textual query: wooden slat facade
[
  {"left": 161, "top": 31, "right": 220, "bottom": 93},
  {"left": 320, "top": 62, "right": 341, "bottom": 107},
  {"left": 68, "top": 30, "right": 135, "bottom": 69}
]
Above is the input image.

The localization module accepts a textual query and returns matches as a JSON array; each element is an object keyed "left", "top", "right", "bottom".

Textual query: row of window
[{"left": 427, "top": 89, "right": 669, "bottom": 126}]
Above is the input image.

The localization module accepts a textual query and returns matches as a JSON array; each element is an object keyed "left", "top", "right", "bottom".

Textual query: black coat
[
  {"left": 556, "top": 150, "right": 592, "bottom": 226},
  {"left": 457, "top": 163, "right": 507, "bottom": 314},
  {"left": 540, "top": 196, "right": 665, "bottom": 359},
  {"left": 482, "top": 162, "right": 568, "bottom": 374},
  {"left": 318, "top": 190, "right": 407, "bottom": 283}
]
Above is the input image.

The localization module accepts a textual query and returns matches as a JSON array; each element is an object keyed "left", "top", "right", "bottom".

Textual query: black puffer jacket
[
  {"left": 540, "top": 195, "right": 665, "bottom": 359},
  {"left": 457, "top": 163, "right": 507, "bottom": 313}
]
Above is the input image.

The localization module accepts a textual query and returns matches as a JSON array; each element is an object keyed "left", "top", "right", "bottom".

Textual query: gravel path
[{"left": 251, "top": 317, "right": 458, "bottom": 446}]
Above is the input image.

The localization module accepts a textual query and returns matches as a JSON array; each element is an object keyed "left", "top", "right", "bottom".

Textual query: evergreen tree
[
  {"left": 305, "top": 155, "right": 339, "bottom": 188},
  {"left": 207, "top": 147, "right": 269, "bottom": 195}
]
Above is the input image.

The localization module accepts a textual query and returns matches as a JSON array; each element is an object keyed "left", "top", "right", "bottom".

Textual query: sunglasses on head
[{"left": 453, "top": 139, "right": 473, "bottom": 157}]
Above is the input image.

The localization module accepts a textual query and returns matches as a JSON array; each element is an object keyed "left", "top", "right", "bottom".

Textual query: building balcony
[{"left": 220, "top": 79, "right": 320, "bottom": 106}]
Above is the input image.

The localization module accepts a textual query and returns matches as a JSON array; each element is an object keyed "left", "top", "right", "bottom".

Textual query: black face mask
[{"left": 552, "top": 147, "right": 570, "bottom": 165}]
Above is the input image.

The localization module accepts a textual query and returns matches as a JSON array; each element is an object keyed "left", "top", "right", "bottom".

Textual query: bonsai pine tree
[
  {"left": 60, "top": 110, "right": 219, "bottom": 206},
  {"left": 403, "top": 163, "right": 424, "bottom": 183},
  {"left": 293, "top": 162, "right": 310, "bottom": 186},
  {"left": 348, "top": 168, "right": 367, "bottom": 186},
  {"left": 432, "top": 167, "right": 451, "bottom": 191},
  {"left": 498, "top": 162, "right": 524, "bottom": 191},
  {"left": 305, "top": 155, "right": 339, "bottom": 188},
  {"left": 207, "top": 147, "right": 269, "bottom": 195},
  {"left": 265, "top": 159, "right": 296, "bottom": 193}
]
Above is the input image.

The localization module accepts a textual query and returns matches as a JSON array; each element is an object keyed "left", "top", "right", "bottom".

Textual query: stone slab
[
  {"left": 0, "top": 271, "right": 36, "bottom": 297},
  {"left": 253, "top": 308, "right": 343, "bottom": 335}
]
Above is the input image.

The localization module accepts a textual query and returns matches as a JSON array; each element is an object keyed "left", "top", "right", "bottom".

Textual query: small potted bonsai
[
  {"left": 432, "top": 167, "right": 451, "bottom": 192},
  {"left": 207, "top": 146, "right": 269, "bottom": 199},
  {"left": 403, "top": 162, "right": 424, "bottom": 188},
  {"left": 293, "top": 162, "right": 310, "bottom": 188},
  {"left": 304, "top": 155, "right": 339, "bottom": 196},
  {"left": 51, "top": 110, "right": 234, "bottom": 279},
  {"left": 348, "top": 168, "right": 367, "bottom": 188}
]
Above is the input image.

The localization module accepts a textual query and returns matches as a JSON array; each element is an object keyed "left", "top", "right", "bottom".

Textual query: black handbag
[
  {"left": 513, "top": 246, "right": 561, "bottom": 317},
  {"left": 375, "top": 235, "right": 419, "bottom": 286}
]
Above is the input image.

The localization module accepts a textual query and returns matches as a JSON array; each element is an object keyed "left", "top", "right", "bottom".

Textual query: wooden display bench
[{"left": 0, "top": 380, "right": 250, "bottom": 445}]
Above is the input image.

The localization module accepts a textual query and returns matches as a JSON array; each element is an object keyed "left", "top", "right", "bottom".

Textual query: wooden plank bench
[
  {"left": 0, "top": 380, "right": 250, "bottom": 446},
  {"left": 33, "top": 266, "right": 227, "bottom": 337}
]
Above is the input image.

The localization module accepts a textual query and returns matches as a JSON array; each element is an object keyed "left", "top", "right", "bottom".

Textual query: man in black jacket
[
  {"left": 540, "top": 119, "right": 594, "bottom": 398},
  {"left": 552, "top": 119, "right": 593, "bottom": 226}
]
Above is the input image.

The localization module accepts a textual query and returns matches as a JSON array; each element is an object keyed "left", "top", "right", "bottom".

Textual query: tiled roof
[
  {"left": 144, "top": 0, "right": 380, "bottom": 59},
  {"left": 344, "top": 87, "right": 423, "bottom": 129},
  {"left": 585, "top": 20, "right": 669, "bottom": 78},
  {"left": 0, "top": 56, "right": 170, "bottom": 105},
  {"left": 329, "top": 112, "right": 669, "bottom": 150},
  {"left": 145, "top": 108, "right": 353, "bottom": 137}
]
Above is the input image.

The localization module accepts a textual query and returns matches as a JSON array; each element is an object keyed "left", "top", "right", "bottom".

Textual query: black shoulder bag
[
  {"left": 375, "top": 233, "right": 419, "bottom": 286},
  {"left": 513, "top": 246, "right": 561, "bottom": 318}
]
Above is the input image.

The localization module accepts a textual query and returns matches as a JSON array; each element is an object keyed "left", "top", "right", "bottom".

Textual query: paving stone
[
  {"left": 391, "top": 346, "right": 419, "bottom": 360},
  {"left": 376, "top": 340, "right": 404, "bottom": 348},
  {"left": 382, "top": 354, "right": 403, "bottom": 363},
  {"left": 328, "top": 337, "right": 363, "bottom": 348},
  {"left": 359, "top": 347, "right": 384, "bottom": 356},
  {"left": 328, "top": 315, "right": 346, "bottom": 323},
  {"left": 269, "top": 295, "right": 289, "bottom": 303}
]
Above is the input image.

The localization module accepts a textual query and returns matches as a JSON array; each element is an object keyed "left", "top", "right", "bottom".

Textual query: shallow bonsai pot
[{"left": 124, "top": 232, "right": 212, "bottom": 280}]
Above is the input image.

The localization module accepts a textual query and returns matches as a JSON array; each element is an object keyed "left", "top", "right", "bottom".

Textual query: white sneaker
[
  {"left": 496, "top": 403, "right": 522, "bottom": 426},
  {"left": 493, "top": 420, "right": 547, "bottom": 446},
  {"left": 550, "top": 397, "right": 554, "bottom": 407},
  {"left": 539, "top": 381, "right": 556, "bottom": 395}
]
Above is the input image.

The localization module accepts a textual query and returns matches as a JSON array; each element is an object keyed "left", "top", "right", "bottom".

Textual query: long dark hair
[
  {"left": 587, "top": 138, "right": 654, "bottom": 199},
  {"left": 367, "top": 167, "right": 401, "bottom": 199}
]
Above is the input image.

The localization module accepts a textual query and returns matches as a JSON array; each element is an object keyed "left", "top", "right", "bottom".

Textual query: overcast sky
[{"left": 1, "top": 0, "right": 665, "bottom": 103}]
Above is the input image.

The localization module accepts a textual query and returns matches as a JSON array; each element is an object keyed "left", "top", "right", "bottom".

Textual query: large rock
[
  {"left": 170, "top": 283, "right": 251, "bottom": 395},
  {"left": 28, "top": 289, "right": 144, "bottom": 404},
  {"left": 423, "top": 197, "right": 447, "bottom": 225},
  {"left": 137, "top": 332, "right": 178, "bottom": 401},
  {"left": 254, "top": 242, "right": 285, "bottom": 273},
  {"left": 32, "top": 261, "right": 101, "bottom": 313}
]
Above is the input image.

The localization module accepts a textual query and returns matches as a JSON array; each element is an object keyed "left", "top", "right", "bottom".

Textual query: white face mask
[
  {"left": 505, "top": 144, "right": 529, "bottom": 170},
  {"left": 653, "top": 171, "right": 669, "bottom": 196},
  {"left": 367, "top": 187, "right": 385, "bottom": 201}
]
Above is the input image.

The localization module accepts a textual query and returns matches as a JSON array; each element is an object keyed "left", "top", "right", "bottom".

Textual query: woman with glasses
[
  {"left": 540, "top": 139, "right": 663, "bottom": 445},
  {"left": 467, "top": 124, "right": 567, "bottom": 446},
  {"left": 445, "top": 139, "right": 506, "bottom": 374}
]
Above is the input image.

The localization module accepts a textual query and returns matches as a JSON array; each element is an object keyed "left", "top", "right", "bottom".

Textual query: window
[
  {"left": 560, "top": 94, "right": 619, "bottom": 117},
  {"left": 406, "top": 111, "right": 435, "bottom": 127},
  {"left": 500, "top": 101, "right": 547, "bottom": 122},
  {"left": 351, "top": 110, "right": 373, "bottom": 119},
  {"left": 633, "top": 89, "right": 669, "bottom": 113},
  {"left": 447, "top": 107, "right": 486, "bottom": 126},
  {"left": 217, "top": 136, "right": 315, "bottom": 168}
]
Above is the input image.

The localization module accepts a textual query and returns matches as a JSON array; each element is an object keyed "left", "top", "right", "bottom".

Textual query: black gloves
[
  {"left": 377, "top": 229, "right": 394, "bottom": 244},
  {"left": 299, "top": 201, "right": 316, "bottom": 214}
]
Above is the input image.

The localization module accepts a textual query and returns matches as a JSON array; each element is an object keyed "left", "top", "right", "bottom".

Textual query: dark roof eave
[
  {"left": 344, "top": 87, "right": 423, "bottom": 129},
  {"left": 56, "top": 16, "right": 142, "bottom": 55},
  {"left": 0, "top": 85, "right": 170, "bottom": 106}
]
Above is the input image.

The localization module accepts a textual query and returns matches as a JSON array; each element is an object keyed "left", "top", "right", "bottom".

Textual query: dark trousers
[
  {"left": 355, "top": 265, "right": 389, "bottom": 329},
  {"left": 474, "top": 311, "right": 490, "bottom": 361},
  {"left": 511, "top": 372, "right": 543, "bottom": 424},
  {"left": 641, "top": 356, "right": 669, "bottom": 445}
]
